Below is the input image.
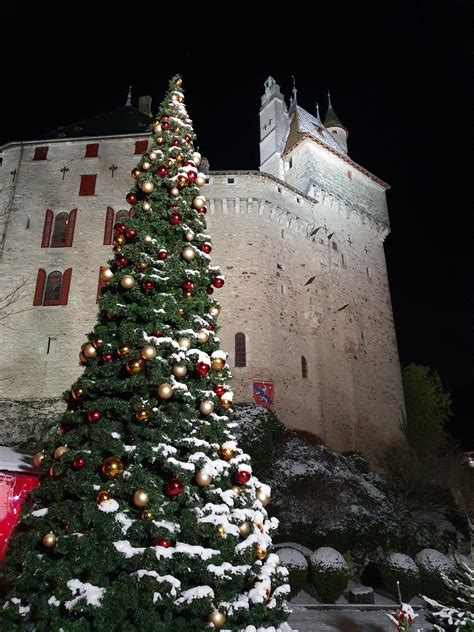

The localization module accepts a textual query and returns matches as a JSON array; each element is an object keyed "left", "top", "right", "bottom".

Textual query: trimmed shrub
[
  {"left": 310, "top": 547, "right": 349, "bottom": 603},
  {"left": 277, "top": 548, "right": 308, "bottom": 597},
  {"left": 381, "top": 553, "right": 420, "bottom": 601},
  {"left": 415, "top": 548, "right": 455, "bottom": 600}
]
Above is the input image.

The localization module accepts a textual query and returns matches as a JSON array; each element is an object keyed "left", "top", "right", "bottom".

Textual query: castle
[{"left": 0, "top": 77, "right": 405, "bottom": 459}]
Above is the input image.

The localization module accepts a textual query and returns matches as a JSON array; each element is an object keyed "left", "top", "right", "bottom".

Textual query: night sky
[{"left": 1, "top": 3, "right": 472, "bottom": 447}]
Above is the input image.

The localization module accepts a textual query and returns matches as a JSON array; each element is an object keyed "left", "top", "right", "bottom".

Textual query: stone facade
[{"left": 0, "top": 79, "right": 405, "bottom": 460}]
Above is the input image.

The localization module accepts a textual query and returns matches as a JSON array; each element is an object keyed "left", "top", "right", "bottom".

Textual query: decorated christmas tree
[{"left": 1, "top": 76, "right": 291, "bottom": 631}]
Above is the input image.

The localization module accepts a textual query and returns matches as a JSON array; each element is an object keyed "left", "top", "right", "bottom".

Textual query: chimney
[{"left": 138, "top": 95, "right": 152, "bottom": 117}]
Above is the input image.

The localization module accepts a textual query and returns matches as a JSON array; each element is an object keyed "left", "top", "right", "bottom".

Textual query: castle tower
[
  {"left": 259, "top": 76, "right": 289, "bottom": 180},
  {"left": 324, "top": 91, "right": 349, "bottom": 154}
]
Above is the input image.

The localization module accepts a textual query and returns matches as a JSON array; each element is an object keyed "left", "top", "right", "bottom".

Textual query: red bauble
[
  {"left": 72, "top": 456, "right": 86, "bottom": 470},
  {"left": 163, "top": 478, "right": 184, "bottom": 497},
  {"left": 182, "top": 279, "right": 194, "bottom": 292},
  {"left": 196, "top": 362, "right": 210, "bottom": 377},
  {"left": 126, "top": 192, "right": 137, "bottom": 205},
  {"left": 214, "top": 385, "right": 226, "bottom": 397},
  {"left": 158, "top": 250, "right": 168, "bottom": 261},
  {"left": 158, "top": 166, "right": 168, "bottom": 177},
  {"left": 169, "top": 212, "right": 182, "bottom": 225},
  {"left": 234, "top": 469, "right": 251, "bottom": 485},
  {"left": 172, "top": 139, "right": 180, "bottom": 147},
  {"left": 212, "top": 277, "right": 225, "bottom": 288},
  {"left": 188, "top": 171, "right": 197, "bottom": 182},
  {"left": 87, "top": 410, "right": 102, "bottom": 424},
  {"left": 114, "top": 223, "right": 127, "bottom": 235},
  {"left": 184, "top": 134, "right": 192, "bottom": 144},
  {"left": 200, "top": 242, "right": 212, "bottom": 254},
  {"left": 184, "top": 161, "right": 195, "bottom": 167},
  {"left": 141, "top": 280, "right": 154, "bottom": 293},
  {"left": 115, "top": 255, "right": 128, "bottom": 268},
  {"left": 154, "top": 538, "right": 171, "bottom": 548},
  {"left": 59, "top": 425, "right": 66, "bottom": 436},
  {"left": 162, "top": 115, "right": 170, "bottom": 121},
  {"left": 125, "top": 228, "right": 137, "bottom": 239},
  {"left": 102, "top": 352, "right": 113, "bottom": 362},
  {"left": 207, "top": 286, "right": 214, "bottom": 295},
  {"left": 162, "top": 121, "right": 170, "bottom": 130},
  {"left": 207, "top": 322, "right": 215, "bottom": 331},
  {"left": 153, "top": 330, "right": 163, "bottom": 338}
]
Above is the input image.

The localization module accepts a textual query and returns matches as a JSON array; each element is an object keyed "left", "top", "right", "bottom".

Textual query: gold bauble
[
  {"left": 220, "top": 397, "right": 232, "bottom": 410},
  {"left": 181, "top": 246, "right": 195, "bottom": 261},
  {"left": 256, "top": 546, "right": 267, "bottom": 560},
  {"left": 171, "top": 93, "right": 179, "bottom": 102},
  {"left": 142, "top": 201, "right": 151, "bottom": 211},
  {"left": 239, "top": 521, "right": 252, "bottom": 537},
  {"left": 176, "top": 153, "right": 184, "bottom": 163},
  {"left": 131, "top": 168, "right": 141, "bottom": 179},
  {"left": 54, "top": 446, "right": 69, "bottom": 459},
  {"left": 192, "top": 195, "right": 206, "bottom": 210},
  {"left": 115, "top": 234, "right": 126, "bottom": 246},
  {"left": 113, "top": 245, "right": 122, "bottom": 254},
  {"left": 178, "top": 308, "right": 185, "bottom": 316},
  {"left": 133, "top": 490, "right": 149, "bottom": 508},
  {"left": 117, "top": 343, "right": 130, "bottom": 357},
  {"left": 209, "top": 610, "right": 226, "bottom": 629},
  {"left": 153, "top": 123, "right": 162, "bottom": 134},
  {"left": 33, "top": 451, "right": 45, "bottom": 468},
  {"left": 192, "top": 152, "right": 202, "bottom": 166},
  {"left": 218, "top": 445, "right": 235, "bottom": 461},
  {"left": 185, "top": 230, "right": 195, "bottom": 241},
  {"left": 100, "top": 266, "right": 114, "bottom": 282},
  {"left": 143, "top": 234, "right": 153, "bottom": 244},
  {"left": 71, "top": 386, "right": 85, "bottom": 400},
  {"left": 96, "top": 490, "right": 111, "bottom": 504},
  {"left": 199, "top": 400, "right": 214, "bottom": 415},
  {"left": 177, "top": 337, "right": 191, "bottom": 350},
  {"left": 170, "top": 186, "right": 180, "bottom": 197},
  {"left": 92, "top": 337, "right": 103, "bottom": 349},
  {"left": 42, "top": 532, "right": 57, "bottom": 548},
  {"left": 256, "top": 489, "right": 270, "bottom": 507},
  {"left": 211, "top": 358, "right": 225, "bottom": 371},
  {"left": 82, "top": 343, "right": 97, "bottom": 358},
  {"left": 197, "top": 329, "right": 209, "bottom": 344},
  {"left": 141, "top": 180, "right": 154, "bottom": 193},
  {"left": 167, "top": 158, "right": 176, "bottom": 168},
  {"left": 156, "top": 136, "right": 164, "bottom": 145},
  {"left": 141, "top": 509, "right": 153, "bottom": 520},
  {"left": 172, "top": 364, "right": 187, "bottom": 378},
  {"left": 195, "top": 470, "right": 212, "bottom": 487},
  {"left": 137, "top": 261, "right": 148, "bottom": 270},
  {"left": 185, "top": 290, "right": 192, "bottom": 299},
  {"left": 232, "top": 485, "right": 242, "bottom": 495},
  {"left": 134, "top": 407, "right": 150, "bottom": 422},
  {"left": 102, "top": 456, "right": 124, "bottom": 478},
  {"left": 120, "top": 275, "right": 136, "bottom": 289},
  {"left": 157, "top": 383, "right": 173, "bottom": 399},
  {"left": 195, "top": 174, "right": 206, "bottom": 187},
  {"left": 142, "top": 161, "right": 151, "bottom": 171},
  {"left": 177, "top": 174, "right": 188, "bottom": 187},
  {"left": 208, "top": 306, "right": 220, "bottom": 318},
  {"left": 149, "top": 152, "right": 157, "bottom": 161},
  {"left": 126, "top": 358, "right": 144, "bottom": 375},
  {"left": 217, "top": 525, "right": 226, "bottom": 537},
  {"left": 140, "top": 344, "right": 157, "bottom": 360},
  {"left": 175, "top": 78, "right": 182, "bottom": 86}
]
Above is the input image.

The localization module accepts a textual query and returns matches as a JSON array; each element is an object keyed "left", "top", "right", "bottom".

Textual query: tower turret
[
  {"left": 259, "top": 76, "right": 289, "bottom": 179},
  {"left": 324, "top": 91, "right": 349, "bottom": 154}
]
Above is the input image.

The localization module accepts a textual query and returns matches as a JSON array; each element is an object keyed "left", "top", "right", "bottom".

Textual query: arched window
[
  {"left": 50, "top": 213, "right": 69, "bottom": 247},
  {"left": 43, "top": 271, "right": 63, "bottom": 305},
  {"left": 103, "top": 208, "right": 131, "bottom": 245},
  {"left": 235, "top": 332, "right": 246, "bottom": 367},
  {"left": 301, "top": 356, "right": 308, "bottom": 379},
  {"left": 34, "top": 269, "right": 72, "bottom": 306}
]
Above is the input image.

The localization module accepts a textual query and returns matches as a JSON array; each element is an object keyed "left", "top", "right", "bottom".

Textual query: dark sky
[{"left": 2, "top": 2, "right": 472, "bottom": 446}]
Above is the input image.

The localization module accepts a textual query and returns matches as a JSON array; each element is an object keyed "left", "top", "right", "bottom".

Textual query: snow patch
[
  {"left": 175, "top": 586, "right": 214, "bottom": 604},
  {"left": 65, "top": 580, "right": 105, "bottom": 610},
  {"left": 31, "top": 508, "right": 48, "bottom": 517},
  {"left": 98, "top": 499, "right": 119, "bottom": 513}
]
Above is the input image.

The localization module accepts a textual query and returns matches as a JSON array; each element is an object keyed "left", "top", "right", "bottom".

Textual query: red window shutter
[
  {"left": 85, "top": 143, "right": 99, "bottom": 158},
  {"left": 33, "top": 269, "right": 46, "bottom": 306},
  {"left": 59, "top": 268, "right": 72, "bottom": 305},
  {"left": 79, "top": 175, "right": 97, "bottom": 196},
  {"left": 103, "top": 207, "right": 114, "bottom": 245},
  {"left": 134, "top": 140, "right": 148, "bottom": 155},
  {"left": 41, "top": 209, "right": 53, "bottom": 247},
  {"left": 65, "top": 209, "right": 77, "bottom": 247},
  {"left": 33, "top": 147, "right": 48, "bottom": 161}
]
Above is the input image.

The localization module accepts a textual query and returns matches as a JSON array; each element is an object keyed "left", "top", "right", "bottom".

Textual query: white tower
[
  {"left": 259, "top": 76, "right": 289, "bottom": 179},
  {"left": 324, "top": 91, "right": 349, "bottom": 154}
]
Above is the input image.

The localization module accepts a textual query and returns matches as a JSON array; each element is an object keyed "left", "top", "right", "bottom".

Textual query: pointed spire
[
  {"left": 315, "top": 102, "right": 320, "bottom": 120},
  {"left": 289, "top": 76, "right": 298, "bottom": 111},
  {"left": 125, "top": 86, "right": 132, "bottom": 107},
  {"left": 324, "top": 90, "right": 344, "bottom": 129}
]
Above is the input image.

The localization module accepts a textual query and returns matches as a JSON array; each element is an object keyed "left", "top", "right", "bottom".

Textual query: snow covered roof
[{"left": 0, "top": 446, "right": 34, "bottom": 473}]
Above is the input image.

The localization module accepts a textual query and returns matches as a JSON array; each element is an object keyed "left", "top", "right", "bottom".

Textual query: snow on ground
[{"left": 0, "top": 446, "right": 33, "bottom": 472}]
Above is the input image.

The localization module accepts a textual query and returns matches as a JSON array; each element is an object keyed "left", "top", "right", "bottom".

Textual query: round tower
[{"left": 324, "top": 91, "right": 349, "bottom": 154}]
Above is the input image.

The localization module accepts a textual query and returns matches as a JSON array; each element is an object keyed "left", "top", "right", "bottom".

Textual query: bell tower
[{"left": 259, "top": 76, "right": 289, "bottom": 180}]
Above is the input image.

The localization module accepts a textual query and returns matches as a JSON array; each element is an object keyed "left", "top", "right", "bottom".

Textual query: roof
[
  {"left": 36, "top": 105, "right": 152, "bottom": 140},
  {"left": 324, "top": 93, "right": 347, "bottom": 131},
  {"left": 282, "top": 105, "right": 390, "bottom": 190}
]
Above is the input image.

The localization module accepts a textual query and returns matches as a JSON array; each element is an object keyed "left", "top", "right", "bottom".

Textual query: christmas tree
[{"left": 1, "top": 76, "right": 291, "bottom": 631}]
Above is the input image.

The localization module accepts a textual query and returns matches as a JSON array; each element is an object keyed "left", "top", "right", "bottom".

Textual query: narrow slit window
[
  {"left": 301, "top": 356, "right": 308, "bottom": 379},
  {"left": 235, "top": 332, "right": 246, "bottom": 367}
]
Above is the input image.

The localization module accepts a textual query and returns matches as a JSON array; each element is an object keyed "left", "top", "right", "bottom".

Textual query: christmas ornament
[
  {"left": 177, "top": 174, "right": 188, "bottom": 187},
  {"left": 141, "top": 161, "right": 151, "bottom": 171},
  {"left": 170, "top": 187, "right": 180, "bottom": 197},
  {"left": 87, "top": 409, "right": 102, "bottom": 424},
  {"left": 192, "top": 196, "right": 206, "bottom": 210},
  {"left": 256, "top": 489, "right": 270, "bottom": 506},
  {"left": 199, "top": 400, "right": 214, "bottom": 415},
  {"left": 232, "top": 485, "right": 242, "bottom": 495},
  {"left": 217, "top": 525, "right": 226, "bottom": 537},
  {"left": 100, "top": 266, "right": 114, "bottom": 281},
  {"left": 102, "top": 352, "right": 113, "bottom": 362},
  {"left": 33, "top": 451, "right": 45, "bottom": 468},
  {"left": 156, "top": 136, "right": 164, "bottom": 144},
  {"left": 158, "top": 249, "right": 168, "bottom": 260},
  {"left": 208, "top": 305, "right": 220, "bottom": 317},
  {"left": 49, "top": 462, "right": 63, "bottom": 478},
  {"left": 72, "top": 456, "right": 86, "bottom": 470},
  {"left": 141, "top": 180, "right": 154, "bottom": 193},
  {"left": 125, "top": 358, "right": 144, "bottom": 375},
  {"left": 149, "top": 152, "right": 157, "bottom": 161},
  {"left": 143, "top": 234, "right": 153, "bottom": 244},
  {"left": 239, "top": 521, "right": 252, "bottom": 536},
  {"left": 207, "top": 286, "right": 214, "bottom": 294},
  {"left": 185, "top": 229, "right": 195, "bottom": 241},
  {"left": 120, "top": 275, "right": 136, "bottom": 289},
  {"left": 220, "top": 393, "right": 233, "bottom": 409},
  {"left": 136, "top": 261, "right": 148, "bottom": 270},
  {"left": 178, "top": 308, "right": 185, "bottom": 316},
  {"left": 126, "top": 192, "right": 137, "bottom": 205},
  {"left": 131, "top": 168, "right": 140, "bottom": 179},
  {"left": 172, "top": 364, "right": 187, "bottom": 377},
  {"left": 209, "top": 610, "right": 226, "bottom": 629},
  {"left": 115, "top": 234, "right": 126, "bottom": 246},
  {"left": 157, "top": 383, "right": 173, "bottom": 399},
  {"left": 234, "top": 469, "right": 251, "bottom": 485},
  {"left": 117, "top": 343, "right": 131, "bottom": 357},
  {"left": 212, "top": 276, "right": 225, "bottom": 288},
  {"left": 141, "top": 345, "right": 157, "bottom": 360},
  {"left": 162, "top": 122, "right": 170, "bottom": 130},
  {"left": 176, "top": 152, "right": 184, "bottom": 163},
  {"left": 141, "top": 280, "right": 154, "bottom": 293},
  {"left": 96, "top": 490, "right": 111, "bottom": 504},
  {"left": 115, "top": 255, "right": 128, "bottom": 268},
  {"left": 201, "top": 242, "right": 212, "bottom": 254},
  {"left": 142, "top": 201, "right": 151, "bottom": 211},
  {"left": 153, "top": 329, "right": 163, "bottom": 338},
  {"left": 196, "top": 361, "right": 210, "bottom": 377},
  {"left": 54, "top": 446, "right": 69, "bottom": 459},
  {"left": 158, "top": 166, "right": 168, "bottom": 177},
  {"left": 184, "top": 134, "right": 192, "bottom": 144},
  {"left": 198, "top": 206, "right": 207, "bottom": 215},
  {"left": 113, "top": 244, "right": 122, "bottom": 254},
  {"left": 42, "top": 532, "right": 57, "bottom": 548},
  {"left": 214, "top": 385, "right": 226, "bottom": 397},
  {"left": 133, "top": 490, "right": 149, "bottom": 507},
  {"left": 141, "top": 509, "right": 153, "bottom": 520},
  {"left": 125, "top": 228, "right": 137, "bottom": 239},
  {"left": 182, "top": 279, "right": 193, "bottom": 292},
  {"left": 256, "top": 546, "right": 267, "bottom": 560},
  {"left": 82, "top": 343, "right": 97, "bottom": 358},
  {"left": 71, "top": 386, "right": 85, "bottom": 400},
  {"left": 218, "top": 444, "right": 235, "bottom": 461},
  {"left": 211, "top": 354, "right": 225, "bottom": 371},
  {"left": 92, "top": 337, "right": 103, "bottom": 348},
  {"left": 172, "top": 139, "right": 180, "bottom": 147},
  {"left": 170, "top": 212, "right": 182, "bottom": 225},
  {"left": 114, "top": 223, "right": 126, "bottom": 235},
  {"left": 167, "top": 158, "right": 176, "bottom": 168},
  {"left": 188, "top": 170, "right": 197, "bottom": 183},
  {"left": 133, "top": 407, "right": 150, "bottom": 422},
  {"left": 154, "top": 537, "right": 171, "bottom": 547},
  {"left": 178, "top": 336, "right": 191, "bottom": 349},
  {"left": 195, "top": 173, "right": 206, "bottom": 187},
  {"left": 101, "top": 456, "right": 124, "bottom": 478},
  {"left": 163, "top": 478, "right": 184, "bottom": 497},
  {"left": 153, "top": 123, "right": 162, "bottom": 134},
  {"left": 195, "top": 471, "right": 212, "bottom": 486},
  {"left": 175, "top": 78, "right": 183, "bottom": 86},
  {"left": 197, "top": 329, "right": 210, "bottom": 344},
  {"left": 181, "top": 246, "right": 195, "bottom": 261}
]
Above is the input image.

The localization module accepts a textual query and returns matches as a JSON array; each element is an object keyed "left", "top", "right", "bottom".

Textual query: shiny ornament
[
  {"left": 232, "top": 485, "right": 242, "bottom": 495},
  {"left": 87, "top": 409, "right": 102, "bottom": 424},
  {"left": 115, "top": 255, "right": 128, "bottom": 268},
  {"left": 113, "top": 244, "right": 122, "bottom": 254},
  {"left": 158, "top": 166, "right": 168, "bottom": 177},
  {"left": 177, "top": 174, "right": 188, "bottom": 187},
  {"left": 152, "top": 329, "right": 163, "bottom": 338},
  {"left": 149, "top": 151, "right": 158, "bottom": 161},
  {"left": 256, "top": 489, "right": 270, "bottom": 506},
  {"left": 208, "top": 305, "right": 220, "bottom": 317},
  {"left": 162, "top": 122, "right": 170, "bottom": 130},
  {"left": 182, "top": 279, "right": 193, "bottom": 292},
  {"left": 82, "top": 343, "right": 97, "bottom": 359},
  {"left": 195, "top": 470, "right": 212, "bottom": 486},
  {"left": 234, "top": 469, "right": 251, "bottom": 485},
  {"left": 207, "top": 286, "right": 214, "bottom": 295},
  {"left": 54, "top": 445, "right": 69, "bottom": 459},
  {"left": 101, "top": 456, "right": 124, "bottom": 479},
  {"left": 157, "top": 383, "right": 173, "bottom": 399},
  {"left": 178, "top": 308, "right": 185, "bottom": 316},
  {"left": 170, "top": 186, "right": 180, "bottom": 197},
  {"left": 141, "top": 509, "right": 153, "bottom": 520},
  {"left": 42, "top": 532, "right": 57, "bottom": 548},
  {"left": 172, "top": 364, "right": 187, "bottom": 378},
  {"left": 175, "top": 78, "right": 183, "bottom": 86},
  {"left": 188, "top": 170, "right": 197, "bottom": 183},
  {"left": 120, "top": 275, "right": 136, "bottom": 289},
  {"left": 170, "top": 212, "right": 182, "bottom": 225},
  {"left": 166, "top": 158, "right": 176, "bottom": 168},
  {"left": 239, "top": 521, "right": 252, "bottom": 537},
  {"left": 218, "top": 445, "right": 235, "bottom": 461},
  {"left": 115, "top": 236, "right": 126, "bottom": 247},
  {"left": 185, "top": 229, "right": 195, "bottom": 241},
  {"left": 158, "top": 249, "right": 168, "bottom": 260},
  {"left": 214, "top": 385, "right": 226, "bottom": 397},
  {"left": 136, "top": 261, "right": 148, "bottom": 270},
  {"left": 114, "top": 223, "right": 127, "bottom": 235},
  {"left": 201, "top": 242, "right": 212, "bottom": 254},
  {"left": 192, "top": 152, "right": 202, "bottom": 166},
  {"left": 217, "top": 525, "right": 226, "bottom": 537},
  {"left": 143, "top": 234, "right": 153, "bottom": 244},
  {"left": 172, "top": 139, "right": 180, "bottom": 147},
  {"left": 197, "top": 329, "right": 210, "bottom": 344},
  {"left": 198, "top": 206, "right": 207, "bottom": 215},
  {"left": 192, "top": 195, "right": 206, "bottom": 210},
  {"left": 141, "top": 161, "right": 151, "bottom": 171},
  {"left": 141, "top": 345, "right": 157, "bottom": 360},
  {"left": 195, "top": 174, "right": 206, "bottom": 187},
  {"left": 117, "top": 343, "right": 131, "bottom": 357},
  {"left": 184, "top": 134, "right": 192, "bottom": 144},
  {"left": 142, "top": 200, "right": 151, "bottom": 211},
  {"left": 72, "top": 456, "right": 86, "bottom": 470},
  {"left": 196, "top": 362, "right": 210, "bottom": 377},
  {"left": 102, "top": 352, "right": 113, "bottom": 362},
  {"left": 33, "top": 451, "right": 45, "bottom": 468},
  {"left": 176, "top": 153, "right": 184, "bottom": 163},
  {"left": 220, "top": 397, "right": 232, "bottom": 410},
  {"left": 209, "top": 610, "right": 226, "bottom": 629},
  {"left": 125, "top": 358, "right": 144, "bottom": 374},
  {"left": 256, "top": 546, "right": 267, "bottom": 561},
  {"left": 126, "top": 192, "right": 137, "bottom": 205},
  {"left": 156, "top": 136, "right": 164, "bottom": 144},
  {"left": 49, "top": 462, "right": 63, "bottom": 478},
  {"left": 100, "top": 266, "right": 114, "bottom": 281},
  {"left": 71, "top": 386, "right": 85, "bottom": 400},
  {"left": 153, "top": 123, "right": 162, "bottom": 134},
  {"left": 131, "top": 168, "right": 140, "bottom": 179},
  {"left": 177, "top": 337, "right": 191, "bottom": 349},
  {"left": 133, "top": 490, "right": 149, "bottom": 507},
  {"left": 163, "top": 478, "right": 184, "bottom": 497},
  {"left": 212, "top": 276, "right": 225, "bottom": 288},
  {"left": 92, "top": 337, "right": 103, "bottom": 349},
  {"left": 181, "top": 246, "right": 195, "bottom": 261},
  {"left": 134, "top": 407, "right": 150, "bottom": 422},
  {"left": 96, "top": 490, "right": 111, "bottom": 504},
  {"left": 154, "top": 537, "right": 171, "bottom": 547},
  {"left": 125, "top": 228, "right": 137, "bottom": 239},
  {"left": 141, "top": 280, "right": 154, "bottom": 293},
  {"left": 199, "top": 400, "right": 214, "bottom": 415}
]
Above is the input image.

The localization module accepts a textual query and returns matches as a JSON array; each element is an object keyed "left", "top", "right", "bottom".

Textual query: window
[
  {"left": 341, "top": 254, "right": 345, "bottom": 267},
  {"left": 296, "top": 197, "right": 301, "bottom": 204},
  {"left": 366, "top": 267, "right": 372, "bottom": 279},
  {"left": 51, "top": 212, "right": 69, "bottom": 247},
  {"left": 33, "top": 268, "right": 72, "bottom": 306},
  {"left": 42, "top": 209, "right": 77, "bottom": 248},
  {"left": 85, "top": 143, "right": 99, "bottom": 158},
  {"left": 288, "top": 157, "right": 293, "bottom": 168},
  {"left": 135, "top": 140, "right": 148, "bottom": 155},
  {"left": 227, "top": 177, "right": 234, "bottom": 184},
  {"left": 79, "top": 174, "right": 97, "bottom": 196},
  {"left": 235, "top": 332, "right": 246, "bottom": 367},
  {"left": 103, "top": 207, "right": 131, "bottom": 245},
  {"left": 33, "top": 147, "right": 48, "bottom": 161},
  {"left": 301, "top": 356, "right": 308, "bottom": 379},
  {"left": 332, "top": 241, "right": 338, "bottom": 251}
]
